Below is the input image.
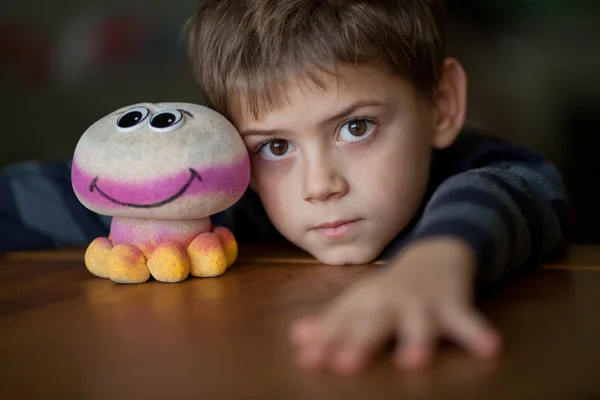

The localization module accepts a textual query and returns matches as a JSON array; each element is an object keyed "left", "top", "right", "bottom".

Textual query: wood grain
[
  {"left": 5, "top": 243, "right": 600, "bottom": 269},
  {"left": 1, "top": 245, "right": 600, "bottom": 398}
]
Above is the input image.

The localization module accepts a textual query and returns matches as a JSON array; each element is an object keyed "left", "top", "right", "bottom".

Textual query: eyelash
[
  {"left": 338, "top": 117, "right": 379, "bottom": 145},
  {"left": 251, "top": 117, "right": 380, "bottom": 158},
  {"left": 253, "top": 136, "right": 281, "bottom": 155}
]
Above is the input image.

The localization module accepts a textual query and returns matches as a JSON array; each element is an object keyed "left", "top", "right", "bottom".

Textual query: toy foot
[
  {"left": 147, "top": 242, "right": 190, "bottom": 283},
  {"left": 84, "top": 237, "right": 113, "bottom": 278},
  {"left": 187, "top": 233, "right": 228, "bottom": 277},
  {"left": 212, "top": 226, "right": 238, "bottom": 267},
  {"left": 107, "top": 244, "right": 151, "bottom": 284}
]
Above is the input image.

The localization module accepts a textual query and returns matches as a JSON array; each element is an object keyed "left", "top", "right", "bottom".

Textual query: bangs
[
  {"left": 225, "top": 62, "right": 346, "bottom": 122},
  {"left": 187, "top": 0, "right": 445, "bottom": 122}
]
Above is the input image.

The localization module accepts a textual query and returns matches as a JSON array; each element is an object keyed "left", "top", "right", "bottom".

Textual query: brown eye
[
  {"left": 339, "top": 119, "right": 375, "bottom": 143},
  {"left": 258, "top": 139, "right": 294, "bottom": 160},
  {"left": 348, "top": 120, "right": 368, "bottom": 137},
  {"left": 269, "top": 140, "right": 289, "bottom": 156}
]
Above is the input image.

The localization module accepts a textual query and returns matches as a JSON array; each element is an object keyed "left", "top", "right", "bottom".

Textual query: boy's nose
[{"left": 301, "top": 160, "right": 349, "bottom": 202}]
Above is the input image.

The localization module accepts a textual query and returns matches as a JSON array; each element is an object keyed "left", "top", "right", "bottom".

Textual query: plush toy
[{"left": 71, "top": 102, "right": 250, "bottom": 284}]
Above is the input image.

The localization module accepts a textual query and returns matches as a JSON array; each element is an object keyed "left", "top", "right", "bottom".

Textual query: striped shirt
[{"left": 0, "top": 130, "right": 570, "bottom": 288}]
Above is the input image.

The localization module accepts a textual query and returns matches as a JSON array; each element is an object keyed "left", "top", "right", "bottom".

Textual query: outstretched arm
[
  {"left": 395, "top": 135, "right": 570, "bottom": 288},
  {"left": 289, "top": 133, "right": 570, "bottom": 374}
]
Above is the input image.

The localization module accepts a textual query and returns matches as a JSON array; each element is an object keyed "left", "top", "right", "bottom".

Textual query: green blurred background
[{"left": 1, "top": 0, "right": 599, "bottom": 242}]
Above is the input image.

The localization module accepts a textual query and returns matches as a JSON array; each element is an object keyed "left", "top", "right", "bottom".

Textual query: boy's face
[{"left": 230, "top": 64, "right": 442, "bottom": 265}]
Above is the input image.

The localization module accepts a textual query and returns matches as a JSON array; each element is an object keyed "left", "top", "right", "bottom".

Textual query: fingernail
[
  {"left": 290, "top": 320, "right": 317, "bottom": 344},
  {"left": 333, "top": 349, "right": 363, "bottom": 374},
  {"left": 396, "top": 346, "right": 430, "bottom": 370},
  {"left": 477, "top": 331, "right": 502, "bottom": 358}
]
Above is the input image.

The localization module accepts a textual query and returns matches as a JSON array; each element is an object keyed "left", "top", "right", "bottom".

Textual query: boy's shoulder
[
  {"left": 381, "top": 128, "right": 568, "bottom": 264},
  {"left": 429, "top": 129, "right": 549, "bottom": 186}
]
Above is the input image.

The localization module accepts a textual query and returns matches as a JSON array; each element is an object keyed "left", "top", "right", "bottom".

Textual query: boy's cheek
[{"left": 251, "top": 172, "right": 293, "bottom": 214}]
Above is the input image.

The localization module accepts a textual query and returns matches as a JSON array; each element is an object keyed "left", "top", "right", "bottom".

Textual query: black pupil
[
  {"left": 270, "top": 140, "right": 288, "bottom": 155},
  {"left": 349, "top": 121, "right": 367, "bottom": 136},
  {"left": 151, "top": 113, "right": 177, "bottom": 129},
  {"left": 118, "top": 111, "right": 143, "bottom": 128}
]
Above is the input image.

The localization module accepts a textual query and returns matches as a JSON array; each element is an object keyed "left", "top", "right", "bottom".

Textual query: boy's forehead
[
  {"left": 229, "top": 63, "right": 397, "bottom": 128},
  {"left": 228, "top": 71, "right": 342, "bottom": 125}
]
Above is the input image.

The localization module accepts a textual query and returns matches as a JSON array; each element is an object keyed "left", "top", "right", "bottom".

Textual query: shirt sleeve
[
  {"left": 0, "top": 160, "right": 111, "bottom": 252},
  {"left": 386, "top": 132, "right": 571, "bottom": 288},
  {"left": 0, "top": 159, "right": 283, "bottom": 253}
]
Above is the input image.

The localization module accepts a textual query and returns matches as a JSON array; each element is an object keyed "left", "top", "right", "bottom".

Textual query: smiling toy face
[{"left": 71, "top": 102, "right": 250, "bottom": 220}]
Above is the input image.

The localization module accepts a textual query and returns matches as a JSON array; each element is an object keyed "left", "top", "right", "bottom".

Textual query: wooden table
[{"left": 1, "top": 244, "right": 600, "bottom": 399}]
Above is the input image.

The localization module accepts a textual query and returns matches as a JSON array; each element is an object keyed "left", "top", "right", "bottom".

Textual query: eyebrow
[
  {"left": 239, "top": 100, "right": 384, "bottom": 137},
  {"left": 322, "top": 100, "right": 384, "bottom": 126}
]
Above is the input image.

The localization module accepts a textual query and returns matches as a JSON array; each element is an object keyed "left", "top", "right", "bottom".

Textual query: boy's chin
[{"left": 307, "top": 243, "right": 381, "bottom": 266}]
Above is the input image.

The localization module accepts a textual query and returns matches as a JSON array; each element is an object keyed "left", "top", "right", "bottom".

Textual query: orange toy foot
[
  {"left": 212, "top": 226, "right": 238, "bottom": 267},
  {"left": 147, "top": 242, "right": 190, "bottom": 283},
  {"left": 84, "top": 237, "right": 113, "bottom": 278},
  {"left": 107, "top": 244, "right": 151, "bottom": 284},
  {"left": 187, "top": 232, "right": 228, "bottom": 277}
]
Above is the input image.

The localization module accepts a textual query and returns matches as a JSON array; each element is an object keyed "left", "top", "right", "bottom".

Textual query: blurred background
[{"left": 1, "top": 0, "right": 599, "bottom": 243}]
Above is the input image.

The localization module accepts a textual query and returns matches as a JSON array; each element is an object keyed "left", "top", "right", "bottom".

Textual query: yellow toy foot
[
  {"left": 84, "top": 237, "right": 113, "bottom": 278},
  {"left": 212, "top": 226, "right": 238, "bottom": 267},
  {"left": 187, "top": 233, "right": 228, "bottom": 277},
  {"left": 147, "top": 242, "right": 190, "bottom": 283},
  {"left": 107, "top": 244, "right": 151, "bottom": 284}
]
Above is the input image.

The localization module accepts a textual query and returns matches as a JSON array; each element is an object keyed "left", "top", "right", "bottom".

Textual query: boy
[{"left": 1, "top": 0, "right": 569, "bottom": 375}]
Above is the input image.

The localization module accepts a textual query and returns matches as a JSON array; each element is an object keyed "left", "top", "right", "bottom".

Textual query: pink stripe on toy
[{"left": 72, "top": 157, "right": 249, "bottom": 209}]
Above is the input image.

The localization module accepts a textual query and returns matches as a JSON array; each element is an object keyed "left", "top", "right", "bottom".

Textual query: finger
[
  {"left": 394, "top": 304, "right": 436, "bottom": 370},
  {"left": 292, "top": 316, "right": 328, "bottom": 369},
  {"left": 439, "top": 304, "right": 502, "bottom": 359},
  {"left": 295, "top": 289, "right": 392, "bottom": 373},
  {"left": 329, "top": 307, "right": 396, "bottom": 375},
  {"left": 293, "top": 300, "right": 356, "bottom": 370},
  {"left": 289, "top": 316, "right": 319, "bottom": 346}
]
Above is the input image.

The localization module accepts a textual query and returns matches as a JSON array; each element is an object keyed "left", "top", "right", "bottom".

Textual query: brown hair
[{"left": 185, "top": 0, "right": 446, "bottom": 120}]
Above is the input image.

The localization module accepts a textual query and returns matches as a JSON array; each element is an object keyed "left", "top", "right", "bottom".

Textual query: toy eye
[
  {"left": 116, "top": 106, "right": 150, "bottom": 133},
  {"left": 149, "top": 110, "right": 184, "bottom": 133}
]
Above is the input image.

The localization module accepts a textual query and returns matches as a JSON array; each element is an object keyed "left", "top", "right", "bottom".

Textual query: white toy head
[{"left": 72, "top": 102, "right": 250, "bottom": 220}]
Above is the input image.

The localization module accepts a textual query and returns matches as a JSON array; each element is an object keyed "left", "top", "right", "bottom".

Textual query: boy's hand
[{"left": 289, "top": 237, "right": 501, "bottom": 375}]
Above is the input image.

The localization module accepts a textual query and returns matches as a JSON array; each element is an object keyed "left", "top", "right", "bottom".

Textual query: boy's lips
[{"left": 311, "top": 219, "right": 362, "bottom": 238}]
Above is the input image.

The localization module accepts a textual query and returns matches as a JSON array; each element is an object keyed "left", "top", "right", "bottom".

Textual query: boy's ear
[{"left": 431, "top": 58, "right": 468, "bottom": 149}]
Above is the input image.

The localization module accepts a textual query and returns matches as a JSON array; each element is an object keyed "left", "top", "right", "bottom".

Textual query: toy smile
[{"left": 89, "top": 169, "right": 202, "bottom": 208}]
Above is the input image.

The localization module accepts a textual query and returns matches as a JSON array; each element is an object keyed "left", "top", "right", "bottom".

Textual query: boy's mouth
[
  {"left": 311, "top": 219, "right": 362, "bottom": 238},
  {"left": 314, "top": 220, "right": 358, "bottom": 229}
]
